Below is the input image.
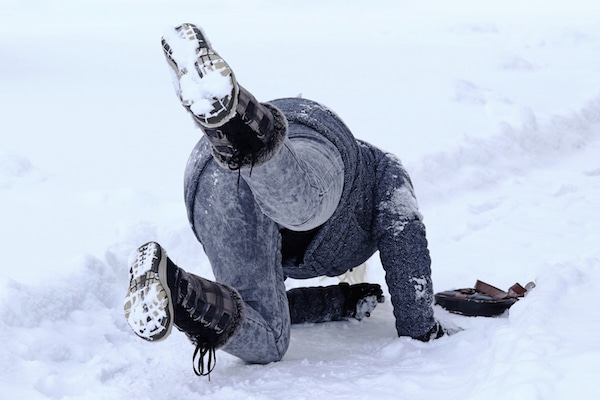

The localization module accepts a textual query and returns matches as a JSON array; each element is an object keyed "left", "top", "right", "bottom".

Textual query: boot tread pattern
[
  {"left": 161, "top": 23, "right": 239, "bottom": 127},
  {"left": 123, "top": 242, "right": 174, "bottom": 341}
]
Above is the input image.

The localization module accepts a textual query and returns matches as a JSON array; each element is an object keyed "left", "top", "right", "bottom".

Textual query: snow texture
[
  {"left": 411, "top": 276, "right": 429, "bottom": 301},
  {"left": 378, "top": 185, "right": 421, "bottom": 236},
  {"left": 1, "top": 0, "right": 600, "bottom": 399}
]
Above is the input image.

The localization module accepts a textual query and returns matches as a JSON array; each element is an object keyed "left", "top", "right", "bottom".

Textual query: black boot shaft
[
  {"left": 169, "top": 259, "right": 245, "bottom": 349},
  {"left": 196, "top": 86, "right": 288, "bottom": 170}
]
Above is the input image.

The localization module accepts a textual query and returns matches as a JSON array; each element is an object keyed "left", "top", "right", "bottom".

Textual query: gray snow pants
[{"left": 184, "top": 101, "right": 345, "bottom": 363}]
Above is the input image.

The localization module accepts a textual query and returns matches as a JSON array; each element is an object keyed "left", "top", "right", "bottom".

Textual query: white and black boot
[
  {"left": 124, "top": 242, "right": 245, "bottom": 376},
  {"left": 161, "top": 23, "right": 287, "bottom": 170}
]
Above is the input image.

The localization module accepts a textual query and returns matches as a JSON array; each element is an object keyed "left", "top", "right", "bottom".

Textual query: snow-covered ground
[{"left": 1, "top": 0, "right": 599, "bottom": 398}]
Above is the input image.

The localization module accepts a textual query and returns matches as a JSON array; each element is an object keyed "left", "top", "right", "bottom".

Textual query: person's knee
[
  {"left": 247, "top": 325, "right": 290, "bottom": 364},
  {"left": 245, "top": 348, "right": 286, "bottom": 364},
  {"left": 222, "top": 315, "right": 290, "bottom": 364}
]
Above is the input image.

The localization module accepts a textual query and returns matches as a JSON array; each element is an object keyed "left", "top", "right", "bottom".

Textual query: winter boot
[
  {"left": 124, "top": 242, "right": 245, "bottom": 376},
  {"left": 161, "top": 23, "right": 287, "bottom": 170}
]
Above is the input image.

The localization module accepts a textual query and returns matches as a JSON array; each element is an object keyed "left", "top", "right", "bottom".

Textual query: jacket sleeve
[
  {"left": 286, "top": 282, "right": 384, "bottom": 324},
  {"left": 286, "top": 284, "right": 350, "bottom": 324},
  {"left": 375, "top": 153, "right": 436, "bottom": 339}
]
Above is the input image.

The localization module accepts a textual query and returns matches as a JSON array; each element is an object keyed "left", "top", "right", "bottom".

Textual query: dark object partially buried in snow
[{"left": 434, "top": 280, "right": 536, "bottom": 317}]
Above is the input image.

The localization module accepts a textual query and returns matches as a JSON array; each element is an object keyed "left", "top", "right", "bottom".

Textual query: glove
[
  {"left": 414, "top": 321, "right": 445, "bottom": 342},
  {"left": 343, "top": 283, "right": 385, "bottom": 320}
]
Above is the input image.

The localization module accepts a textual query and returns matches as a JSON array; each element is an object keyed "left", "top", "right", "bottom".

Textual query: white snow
[
  {"left": 378, "top": 185, "right": 422, "bottom": 235},
  {"left": 2, "top": 0, "right": 600, "bottom": 398},
  {"left": 411, "top": 276, "right": 429, "bottom": 300}
]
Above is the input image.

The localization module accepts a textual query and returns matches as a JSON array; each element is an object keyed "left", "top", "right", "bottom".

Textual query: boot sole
[
  {"left": 124, "top": 242, "right": 174, "bottom": 341},
  {"left": 161, "top": 23, "right": 239, "bottom": 128}
]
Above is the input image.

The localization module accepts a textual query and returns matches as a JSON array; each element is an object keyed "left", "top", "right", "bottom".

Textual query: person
[{"left": 124, "top": 23, "right": 446, "bottom": 376}]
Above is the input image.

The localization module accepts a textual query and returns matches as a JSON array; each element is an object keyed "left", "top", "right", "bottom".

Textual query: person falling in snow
[{"left": 124, "top": 23, "right": 448, "bottom": 376}]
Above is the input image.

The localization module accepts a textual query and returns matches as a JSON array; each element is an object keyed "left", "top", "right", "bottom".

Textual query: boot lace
[{"left": 193, "top": 341, "right": 217, "bottom": 379}]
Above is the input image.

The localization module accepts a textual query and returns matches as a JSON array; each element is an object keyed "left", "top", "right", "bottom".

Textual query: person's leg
[
  {"left": 163, "top": 23, "right": 344, "bottom": 232},
  {"left": 162, "top": 23, "right": 350, "bottom": 364},
  {"left": 241, "top": 133, "right": 344, "bottom": 231},
  {"left": 188, "top": 158, "right": 290, "bottom": 364}
]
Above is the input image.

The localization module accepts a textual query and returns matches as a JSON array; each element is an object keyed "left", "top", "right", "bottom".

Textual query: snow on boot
[
  {"left": 161, "top": 23, "right": 239, "bottom": 127},
  {"left": 161, "top": 23, "right": 287, "bottom": 170},
  {"left": 124, "top": 241, "right": 174, "bottom": 341}
]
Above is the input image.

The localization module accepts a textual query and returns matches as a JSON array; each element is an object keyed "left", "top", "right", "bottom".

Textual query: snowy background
[{"left": 1, "top": 0, "right": 599, "bottom": 398}]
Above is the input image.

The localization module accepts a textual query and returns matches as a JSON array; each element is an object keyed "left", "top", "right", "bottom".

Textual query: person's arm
[
  {"left": 286, "top": 283, "right": 384, "bottom": 324},
  {"left": 374, "top": 153, "right": 440, "bottom": 340},
  {"left": 378, "top": 217, "right": 440, "bottom": 340}
]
